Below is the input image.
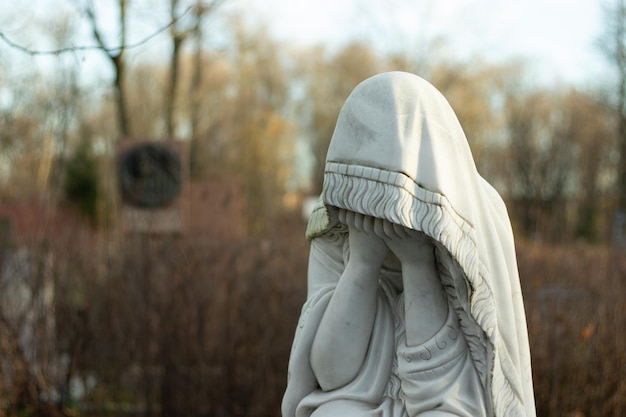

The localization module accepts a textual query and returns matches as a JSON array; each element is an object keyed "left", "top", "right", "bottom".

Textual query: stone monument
[{"left": 282, "top": 72, "right": 535, "bottom": 416}]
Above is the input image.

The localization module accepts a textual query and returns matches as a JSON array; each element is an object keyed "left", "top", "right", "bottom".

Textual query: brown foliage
[
  {"left": 2, "top": 210, "right": 626, "bottom": 416},
  {"left": 68, "top": 214, "right": 308, "bottom": 417},
  {"left": 518, "top": 240, "right": 626, "bottom": 416}
]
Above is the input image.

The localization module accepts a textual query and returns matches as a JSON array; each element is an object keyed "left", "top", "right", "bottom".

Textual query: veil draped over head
[{"left": 283, "top": 72, "right": 535, "bottom": 417}]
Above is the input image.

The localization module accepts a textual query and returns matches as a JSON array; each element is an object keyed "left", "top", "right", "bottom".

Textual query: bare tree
[
  {"left": 0, "top": 0, "right": 215, "bottom": 139},
  {"left": 504, "top": 89, "right": 577, "bottom": 241},
  {"left": 165, "top": 0, "right": 228, "bottom": 138},
  {"left": 0, "top": 240, "right": 59, "bottom": 416},
  {"left": 83, "top": 0, "right": 130, "bottom": 137},
  {"left": 295, "top": 43, "right": 385, "bottom": 194},
  {"left": 428, "top": 59, "right": 523, "bottom": 181},
  {"left": 559, "top": 90, "right": 615, "bottom": 241},
  {"left": 599, "top": 0, "right": 626, "bottom": 241}
]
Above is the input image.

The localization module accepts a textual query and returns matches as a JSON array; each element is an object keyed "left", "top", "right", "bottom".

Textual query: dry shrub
[
  {"left": 518, "top": 241, "right": 626, "bottom": 417},
  {"left": 77, "top": 214, "right": 310, "bottom": 417},
  {"left": 1, "top": 212, "right": 310, "bottom": 417},
  {"left": 4, "top": 214, "right": 625, "bottom": 417}
]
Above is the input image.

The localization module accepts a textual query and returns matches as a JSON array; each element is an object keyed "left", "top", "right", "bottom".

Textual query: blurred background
[{"left": 0, "top": 0, "right": 624, "bottom": 416}]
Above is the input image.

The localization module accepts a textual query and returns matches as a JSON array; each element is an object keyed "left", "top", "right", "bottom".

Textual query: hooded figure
[{"left": 282, "top": 72, "right": 535, "bottom": 417}]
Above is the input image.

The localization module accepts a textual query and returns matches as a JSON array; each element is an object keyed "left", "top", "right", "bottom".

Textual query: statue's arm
[
  {"left": 383, "top": 226, "right": 448, "bottom": 347},
  {"left": 306, "top": 238, "right": 344, "bottom": 297},
  {"left": 310, "top": 212, "right": 388, "bottom": 391}
]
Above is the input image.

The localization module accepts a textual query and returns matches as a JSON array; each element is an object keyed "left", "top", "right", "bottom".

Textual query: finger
[
  {"left": 407, "top": 228, "right": 429, "bottom": 244},
  {"left": 393, "top": 222, "right": 407, "bottom": 239},
  {"left": 353, "top": 212, "right": 364, "bottom": 231},
  {"left": 345, "top": 210, "right": 355, "bottom": 227},
  {"left": 362, "top": 214, "right": 374, "bottom": 234},
  {"left": 373, "top": 217, "right": 385, "bottom": 239},
  {"left": 345, "top": 210, "right": 357, "bottom": 229},
  {"left": 338, "top": 209, "right": 346, "bottom": 225},
  {"left": 382, "top": 218, "right": 396, "bottom": 239}
]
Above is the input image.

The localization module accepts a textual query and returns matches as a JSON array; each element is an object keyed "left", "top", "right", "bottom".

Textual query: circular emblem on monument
[{"left": 119, "top": 143, "right": 182, "bottom": 208}]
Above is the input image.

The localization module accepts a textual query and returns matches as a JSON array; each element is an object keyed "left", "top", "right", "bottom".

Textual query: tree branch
[{"left": 0, "top": 6, "right": 192, "bottom": 57}]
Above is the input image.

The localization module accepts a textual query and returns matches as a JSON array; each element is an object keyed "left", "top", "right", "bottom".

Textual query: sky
[
  {"left": 235, "top": 0, "right": 608, "bottom": 86},
  {"left": 0, "top": 0, "right": 609, "bottom": 87}
]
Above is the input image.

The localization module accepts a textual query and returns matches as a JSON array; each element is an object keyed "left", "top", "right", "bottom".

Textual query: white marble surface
[{"left": 283, "top": 72, "right": 535, "bottom": 417}]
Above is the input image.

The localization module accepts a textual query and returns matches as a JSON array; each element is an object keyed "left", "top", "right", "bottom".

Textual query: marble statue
[{"left": 282, "top": 72, "right": 536, "bottom": 417}]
